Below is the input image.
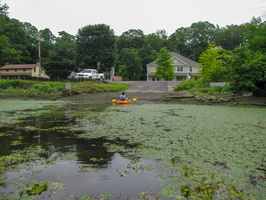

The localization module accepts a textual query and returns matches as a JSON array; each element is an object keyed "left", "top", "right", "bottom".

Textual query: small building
[
  {"left": 0, "top": 62, "right": 50, "bottom": 79},
  {"left": 147, "top": 52, "right": 201, "bottom": 81}
]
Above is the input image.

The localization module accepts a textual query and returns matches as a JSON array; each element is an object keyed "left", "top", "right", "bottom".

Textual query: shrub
[
  {"left": 0, "top": 80, "right": 9, "bottom": 89},
  {"left": 197, "top": 86, "right": 233, "bottom": 95},
  {"left": 30, "top": 84, "right": 56, "bottom": 93},
  {"left": 0, "top": 80, "right": 35, "bottom": 90},
  {"left": 221, "top": 86, "right": 233, "bottom": 94},
  {"left": 174, "top": 78, "right": 204, "bottom": 91}
]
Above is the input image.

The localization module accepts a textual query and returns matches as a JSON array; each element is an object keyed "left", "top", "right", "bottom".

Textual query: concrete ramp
[{"left": 123, "top": 81, "right": 181, "bottom": 93}]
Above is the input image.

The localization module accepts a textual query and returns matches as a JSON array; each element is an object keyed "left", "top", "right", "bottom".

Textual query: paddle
[{"left": 112, "top": 98, "right": 137, "bottom": 102}]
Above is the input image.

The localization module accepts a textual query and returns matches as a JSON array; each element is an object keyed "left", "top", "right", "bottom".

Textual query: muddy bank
[
  {"left": 1, "top": 90, "right": 265, "bottom": 107},
  {"left": 57, "top": 92, "right": 165, "bottom": 104},
  {"left": 57, "top": 91, "right": 266, "bottom": 107}
]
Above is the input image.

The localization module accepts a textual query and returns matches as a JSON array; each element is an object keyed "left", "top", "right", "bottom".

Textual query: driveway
[{"left": 122, "top": 81, "right": 181, "bottom": 93}]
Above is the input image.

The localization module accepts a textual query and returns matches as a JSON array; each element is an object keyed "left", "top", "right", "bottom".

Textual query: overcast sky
[{"left": 2, "top": 0, "right": 266, "bottom": 36}]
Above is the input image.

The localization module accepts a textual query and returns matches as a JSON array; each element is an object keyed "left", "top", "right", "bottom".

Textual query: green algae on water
[{"left": 73, "top": 104, "right": 266, "bottom": 199}]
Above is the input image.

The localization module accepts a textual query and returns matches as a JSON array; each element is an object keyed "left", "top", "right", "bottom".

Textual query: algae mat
[
  {"left": 0, "top": 100, "right": 265, "bottom": 199},
  {"left": 75, "top": 104, "right": 266, "bottom": 199}
]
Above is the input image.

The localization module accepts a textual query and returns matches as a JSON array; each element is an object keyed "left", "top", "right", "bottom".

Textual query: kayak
[{"left": 116, "top": 100, "right": 132, "bottom": 104}]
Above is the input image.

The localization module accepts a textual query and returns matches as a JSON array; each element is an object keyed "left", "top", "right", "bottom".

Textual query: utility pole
[{"left": 36, "top": 32, "right": 43, "bottom": 64}]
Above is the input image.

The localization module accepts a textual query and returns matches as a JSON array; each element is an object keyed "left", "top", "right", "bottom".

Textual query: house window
[
  {"left": 15, "top": 69, "right": 17, "bottom": 71},
  {"left": 34, "top": 68, "right": 36, "bottom": 72},
  {"left": 177, "top": 66, "right": 183, "bottom": 72},
  {"left": 189, "top": 67, "right": 193, "bottom": 72},
  {"left": 173, "top": 60, "right": 178, "bottom": 64},
  {"left": 176, "top": 77, "right": 183, "bottom": 81},
  {"left": 6, "top": 70, "right": 9, "bottom": 72},
  {"left": 23, "top": 69, "right": 26, "bottom": 71}
]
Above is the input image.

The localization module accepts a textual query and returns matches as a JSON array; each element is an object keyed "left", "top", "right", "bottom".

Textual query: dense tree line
[{"left": 0, "top": 3, "right": 265, "bottom": 95}]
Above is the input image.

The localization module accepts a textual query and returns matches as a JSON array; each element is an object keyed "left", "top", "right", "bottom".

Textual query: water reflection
[{"left": 0, "top": 102, "right": 169, "bottom": 199}]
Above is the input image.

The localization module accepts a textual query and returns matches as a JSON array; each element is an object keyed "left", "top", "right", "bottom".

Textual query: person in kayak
[{"left": 120, "top": 92, "right": 129, "bottom": 101}]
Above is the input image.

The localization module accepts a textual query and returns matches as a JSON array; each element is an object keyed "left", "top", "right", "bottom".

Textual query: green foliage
[
  {"left": 174, "top": 78, "right": 204, "bottom": 90},
  {"left": 174, "top": 78, "right": 233, "bottom": 97},
  {"left": 189, "top": 21, "right": 217, "bottom": 61},
  {"left": 117, "top": 29, "right": 145, "bottom": 52},
  {"left": 44, "top": 31, "right": 77, "bottom": 79},
  {"left": 0, "top": 1, "right": 266, "bottom": 86},
  {"left": 30, "top": 83, "right": 62, "bottom": 93},
  {"left": 215, "top": 24, "right": 246, "bottom": 50},
  {"left": 199, "top": 43, "right": 233, "bottom": 82},
  {"left": 0, "top": 80, "right": 129, "bottom": 98},
  {"left": 76, "top": 24, "right": 116, "bottom": 72},
  {"left": 230, "top": 46, "right": 266, "bottom": 94},
  {"left": 198, "top": 86, "right": 223, "bottom": 94},
  {"left": 0, "top": 35, "right": 22, "bottom": 65},
  {"left": 168, "top": 27, "right": 191, "bottom": 56},
  {"left": 155, "top": 47, "right": 174, "bottom": 80},
  {"left": 117, "top": 48, "right": 142, "bottom": 80},
  {"left": 244, "top": 17, "right": 266, "bottom": 53},
  {"left": 72, "top": 81, "right": 129, "bottom": 93},
  {"left": 0, "top": 79, "right": 34, "bottom": 90}
]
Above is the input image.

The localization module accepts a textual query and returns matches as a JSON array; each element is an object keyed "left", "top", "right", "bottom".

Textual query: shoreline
[{"left": 0, "top": 91, "right": 265, "bottom": 107}]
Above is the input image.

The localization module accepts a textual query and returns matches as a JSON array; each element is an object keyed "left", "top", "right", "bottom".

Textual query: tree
[
  {"left": 118, "top": 48, "right": 142, "bottom": 80},
  {"left": 44, "top": 31, "right": 76, "bottom": 79},
  {"left": 244, "top": 17, "right": 266, "bottom": 53},
  {"left": 188, "top": 21, "right": 217, "bottom": 60},
  {"left": 76, "top": 24, "right": 116, "bottom": 72},
  {"left": 22, "top": 22, "right": 39, "bottom": 63},
  {"left": 0, "top": 2, "right": 9, "bottom": 16},
  {"left": 39, "top": 28, "right": 56, "bottom": 59},
  {"left": 169, "top": 27, "right": 191, "bottom": 56},
  {"left": 230, "top": 47, "right": 266, "bottom": 95},
  {"left": 199, "top": 43, "right": 232, "bottom": 82},
  {"left": 0, "top": 35, "right": 21, "bottom": 66},
  {"left": 1, "top": 15, "right": 36, "bottom": 64},
  {"left": 155, "top": 47, "right": 174, "bottom": 80},
  {"left": 39, "top": 28, "right": 56, "bottom": 75},
  {"left": 117, "top": 29, "right": 145, "bottom": 52},
  {"left": 215, "top": 24, "right": 246, "bottom": 50},
  {"left": 139, "top": 47, "right": 158, "bottom": 80}
]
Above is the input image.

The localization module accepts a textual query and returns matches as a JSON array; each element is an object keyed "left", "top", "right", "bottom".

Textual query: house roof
[
  {"left": 147, "top": 52, "right": 198, "bottom": 66},
  {"left": 0, "top": 63, "right": 39, "bottom": 69}
]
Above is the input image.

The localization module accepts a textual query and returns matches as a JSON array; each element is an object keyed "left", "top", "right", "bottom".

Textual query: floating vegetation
[
  {"left": 0, "top": 100, "right": 265, "bottom": 199},
  {"left": 72, "top": 104, "right": 266, "bottom": 199},
  {"left": 18, "top": 180, "right": 65, "bottom": 199}
]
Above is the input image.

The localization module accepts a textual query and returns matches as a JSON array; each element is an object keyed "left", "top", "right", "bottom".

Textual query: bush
[
  {"left": 196, "top": 86, "right": 233, "bottom": 95},
  {"left": 174, "top": 78, "right": 204, "bottom": 91},
  {"left": 0, "top": 80, "right": 9, "bottom": 89},
  {"left": 0, "top": 80, "right": 34, "bottom": 90},
  {"left": 0, "top": 79, "right": 130, "bottom": 99},
  {"left": 71, "top": 82, "right": 129, "bottom": 93},
  {"left": 221, "top": 86, "right": 233, "bottom": 93},
  {"left": 30, "top": 84, "right": 58, "bottom": 93}
]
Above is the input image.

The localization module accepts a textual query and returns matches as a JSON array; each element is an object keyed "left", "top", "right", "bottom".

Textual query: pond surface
[{"left": 0, "top": 100, "right": 265, "bottom": 199}]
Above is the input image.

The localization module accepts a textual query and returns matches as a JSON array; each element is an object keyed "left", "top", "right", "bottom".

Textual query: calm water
[{"left": 0, "top": 101, "right": 169, "bottom": 199}]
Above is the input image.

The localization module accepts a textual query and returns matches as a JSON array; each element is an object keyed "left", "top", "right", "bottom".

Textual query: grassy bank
[{"left": 0, "top": 79, "right": 129, "bottom": 99}]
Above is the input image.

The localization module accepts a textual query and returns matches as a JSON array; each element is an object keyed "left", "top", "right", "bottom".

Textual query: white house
[{"left": 146, "top": 52, "right": 201, "bottom": 81}]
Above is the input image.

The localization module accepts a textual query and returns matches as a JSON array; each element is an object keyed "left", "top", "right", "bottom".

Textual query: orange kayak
[{"left": 116, "top": 100, "right": 132, "bottom": 104}]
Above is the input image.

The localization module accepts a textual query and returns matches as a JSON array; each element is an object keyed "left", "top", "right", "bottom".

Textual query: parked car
[{"left": 75, "top": 69, "right": 104, "bottom": 80}]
